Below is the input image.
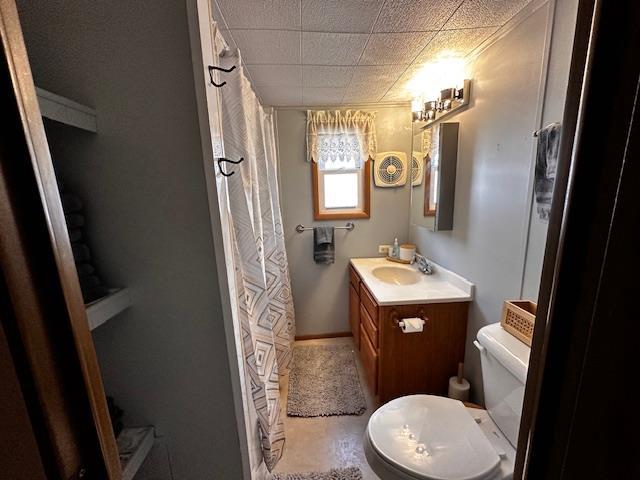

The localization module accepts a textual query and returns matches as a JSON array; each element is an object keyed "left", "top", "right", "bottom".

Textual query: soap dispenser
[{"left": 392, "top": 238, "right": 399, "bottom": 258}]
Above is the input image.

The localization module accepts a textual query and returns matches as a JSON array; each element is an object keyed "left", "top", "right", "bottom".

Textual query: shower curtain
[{"left": 217, "top": 55, "right": 295, "bottom": 471}]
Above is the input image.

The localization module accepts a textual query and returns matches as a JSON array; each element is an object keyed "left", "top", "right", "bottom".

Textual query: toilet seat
[{"left": 366, "top": 395, "right": 502, "bottom": 480}]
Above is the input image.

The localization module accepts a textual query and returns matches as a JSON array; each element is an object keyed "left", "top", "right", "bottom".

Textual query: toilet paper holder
[{"left": 391, "top": 309, "right": 429, "bottom": 329}]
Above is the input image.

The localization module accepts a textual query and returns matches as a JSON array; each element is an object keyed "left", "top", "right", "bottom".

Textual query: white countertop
[{"left": 350, "top": 257, "right": 474, "bottom": 306}]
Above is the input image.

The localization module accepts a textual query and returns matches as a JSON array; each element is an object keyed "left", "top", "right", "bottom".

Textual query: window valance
[{"left": 306, "top": 110, "right": 377, "bottom": 170}]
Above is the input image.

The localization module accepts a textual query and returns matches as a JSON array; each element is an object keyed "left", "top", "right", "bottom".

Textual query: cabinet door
[
  {"left": 360, "top": 328, "right": 378, "bottom": 394},
  {"left": 349, "top": 284, "right": 360, "bottom": 349},
  {"left": 378, "top": 303, "right": 468, "bottom": 402}
]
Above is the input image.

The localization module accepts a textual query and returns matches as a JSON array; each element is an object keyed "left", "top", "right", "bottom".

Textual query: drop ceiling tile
[
  {"left": 303, "top": 87, "right": 346, "bottom": 105},
  {"left": 216, "top": 0, "right": 300, "bottom": 30},
  {"left": 259, "top": 86, "right": 302, "bottom": 106},
  {"left": 303, "top": 66, "right": 353, "bottom": 87},
  {"left": 245, "top": 65, "right": 302, "bottom": 87},
  {"left": 232, "top": 30, "right": 300, "bottom": 65},
  {"left": 373, "top": 0, "right": 463, "bottom": 33},
  {"left": 382, "top": 87, "right": 413, "bottom": 102},
  {"left": 414, "top": 27, "right": 497, "bottom": 64},
  {"left": 444, "top": 0, "right": 532, "bottom": 29},
  {"left": 302, "top": 32, "right": 369, "bottom": 65},
  {"left": 302, "top": 0, "right": 384, "bottom": 33},
  {"left": 343, "top": 84, "right": 390, "bottom": 103},
  {"left": 348, "top": 65, "right": 404, "bottom": 88},
  {"left": 359, "top": 32, "right": 436, "bottom": 65}
]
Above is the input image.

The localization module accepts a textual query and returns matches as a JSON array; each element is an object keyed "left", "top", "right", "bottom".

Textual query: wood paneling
[
  {"left": 0, "top": 311, "right": 47, "bottom": 480},
  {"left": 349, "top": 284, "right": 360, "bottom": 349}
]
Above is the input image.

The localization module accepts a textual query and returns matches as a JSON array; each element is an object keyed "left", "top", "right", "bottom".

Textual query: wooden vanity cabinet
[
  {"left": 349, "top": 267, "right": 361, "bottom": 349},
  {"left": 348, "top": 265, "right": 469, "bottom": 403}
]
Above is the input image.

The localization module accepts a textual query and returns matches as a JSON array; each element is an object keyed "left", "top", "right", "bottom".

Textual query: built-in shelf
[
  {"left": 36, "top": 87, "right": 97, "bottom": 132},
  {"left": 117, "top": 426, "right": 155, "bottom": 480},
  {"left": 86, "top": 288, "right": 132, "bottom": 330}
]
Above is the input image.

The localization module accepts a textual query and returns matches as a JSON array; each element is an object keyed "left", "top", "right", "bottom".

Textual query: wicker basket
[{"left": 501, "top": 300, "right": 537, "bottom": 346}]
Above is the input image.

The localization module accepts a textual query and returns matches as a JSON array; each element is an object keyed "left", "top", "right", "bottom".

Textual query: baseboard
[{"left": 294, "top": 331, "right": 353, "bottom": 341}]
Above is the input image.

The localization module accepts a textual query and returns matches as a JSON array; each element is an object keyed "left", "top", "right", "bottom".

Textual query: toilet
[{"left": 364, "top": 322, "right": 530, "bottom": 480}]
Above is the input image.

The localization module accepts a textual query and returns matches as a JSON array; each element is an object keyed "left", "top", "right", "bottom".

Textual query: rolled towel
[
  {"left": 82, "top": 285, "right": 110, "bottom": 304},
  {"left": 61, "top": 193, "right": 83, "bottom": 213},
  {"left": 313, "top": 226, "right": 335, "bottom": 265},
  {"left": 75, "top": 263, "right": 95, "bottom": 276},
  {"left": 79, "top": 275, "right": 101, "bottom": 291},
  {"left": 71, "top": 243, "right": 91, "bottom": 263},
  {"left": 68, "top": 229, "right": 82, "bottom": 243},
  {"left": 65, "top": 213, "right": 85, "bottom": 228}
]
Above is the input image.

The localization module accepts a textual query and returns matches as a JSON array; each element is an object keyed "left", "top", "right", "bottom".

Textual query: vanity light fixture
[{"left": 412, "top": 79, "right": 471, "bottom": 125}]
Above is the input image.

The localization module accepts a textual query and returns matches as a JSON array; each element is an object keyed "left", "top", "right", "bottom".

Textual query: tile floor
[{"left": 272, "top": 337, "right": 381, "bottom": 479}]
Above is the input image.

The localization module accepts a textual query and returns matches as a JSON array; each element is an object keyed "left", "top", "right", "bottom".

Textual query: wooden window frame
[{"left": 311, "top": 160, "right": 371, "bottom": 220}]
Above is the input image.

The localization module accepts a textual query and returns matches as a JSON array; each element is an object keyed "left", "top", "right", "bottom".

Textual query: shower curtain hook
[
  {"left": 208, "top": 65, "right": 236, "bottom": 88},
  {"left": 217, "top": 157, "right": 245, "bottom": 177}
]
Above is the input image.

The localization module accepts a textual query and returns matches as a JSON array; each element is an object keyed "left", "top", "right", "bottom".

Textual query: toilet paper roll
[
  {"left": 399, "top": 318, "right": 424, "bottom": 333},
  {"left": 448, "top": 376, "right": 470, "bottom": 402}
]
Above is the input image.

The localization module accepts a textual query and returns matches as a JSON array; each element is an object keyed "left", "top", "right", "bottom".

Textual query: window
[{"left": 311, "top": 140, "right": 371, "bottom": 220}]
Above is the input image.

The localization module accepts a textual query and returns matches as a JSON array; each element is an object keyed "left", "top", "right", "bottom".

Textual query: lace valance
[{"left": 306, "top": 110, "right": 377, "bottom": 170}]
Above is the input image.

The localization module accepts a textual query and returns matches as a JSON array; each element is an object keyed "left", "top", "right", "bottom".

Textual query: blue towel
[
  {"left": 313, "top": 226, "right": 335, "bottom": 264},
  {"left": 534, "top": 122, "right": 561, "bottom": 221}
]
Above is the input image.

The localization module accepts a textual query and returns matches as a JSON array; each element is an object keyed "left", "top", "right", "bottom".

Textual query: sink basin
[{"left": 371, "top": 266, "right": 421, "bottom": 286}]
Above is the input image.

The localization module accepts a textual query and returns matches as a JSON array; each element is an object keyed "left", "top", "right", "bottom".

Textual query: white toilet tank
[{"left": 476, "top": 323, "right": 531, "bottom": 447}]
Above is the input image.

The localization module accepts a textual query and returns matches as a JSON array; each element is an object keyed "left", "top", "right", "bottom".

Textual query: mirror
[{"left": 410, "top": 121, "right": 459, "bottom": 231}]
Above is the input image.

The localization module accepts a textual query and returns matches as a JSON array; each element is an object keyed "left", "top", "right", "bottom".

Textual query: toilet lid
[{"left": 368, "top": 395, "right": 500, "bottom": 480}]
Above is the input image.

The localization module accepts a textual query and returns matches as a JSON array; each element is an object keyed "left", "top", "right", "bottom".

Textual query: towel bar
[{"left": 295, "top": 222, "right": 354, "bottom": 233}]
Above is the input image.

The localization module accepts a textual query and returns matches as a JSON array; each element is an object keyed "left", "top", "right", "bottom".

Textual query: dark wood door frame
[
  {"left": 516, "top": 0, "right": 640, "bottom": 478},
  {"left": 1, "top": 0, "right": 120, "bottom": 478}
]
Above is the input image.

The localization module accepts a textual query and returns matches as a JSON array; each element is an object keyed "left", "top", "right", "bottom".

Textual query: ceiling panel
[
  {"left": 373, "top": 0, "right": 463, "bottom": 33},
  {"left": 246, "top": 65, "right": 302, "bottom": 87},
  {"left": 232, "top": 30, "right": 301, "bottom": 65},
  {"left": 302, "top": 0, "right": 384, "bottom": 33},
  {"left": 359, "top": 31, "right": 436, "bottom": 65},
  {"left": 349, "top": 65, "right": 404, "bottom": 87},
  {"left": 215, "top": 0, "right": 300, "bottom": 30},
  {"left": 260, "top": 86, "right": 303, "bottom": 106},
  {"left": 413, "top": 26, "right": 496, "bottom": 64},
  {"left": 214, "top": 0, "right": 534, "bottom": 106},
  {"left": 302, "top": 32, "right": 369, "bottom": 65},
  {"left": 343, "top": 84, "right": 390, "bottom": 103},
  {"left": 444, "top": 0, "right": 532, "bottom": 29},
  {"left": 303, "top": 65, "right": 354, "bottom": 87},
  {"left": 303, "top": 87, "right": 346, "bottom": 105}
]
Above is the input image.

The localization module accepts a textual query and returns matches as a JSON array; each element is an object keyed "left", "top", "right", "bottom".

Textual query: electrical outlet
[{"left": 378, "top": 244, "right": 391, "bottom": 255}]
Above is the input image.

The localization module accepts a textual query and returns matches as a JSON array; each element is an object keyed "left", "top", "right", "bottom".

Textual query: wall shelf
[
  {"left": 86, "top": 288, "right": 132, "bottom": 330},
  {"left": 36, "top": 87, "right": 97, "bottom": 132},
  {"left": 117, "top": 426, "right": 155, "bottom": 480}
]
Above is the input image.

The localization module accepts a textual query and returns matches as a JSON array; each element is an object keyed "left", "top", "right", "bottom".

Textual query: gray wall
[
  {"left": 277, "top": 106, "right": 412, "bottom": 336},
  {"left": 522, "top": 0, "right": 579, "bottom": 300},
  {"left": 410, "top": 5, "right": 552, "bottom": 403},
  {"left": 17, "top": 1, "right": 242, "bottom": 478}
]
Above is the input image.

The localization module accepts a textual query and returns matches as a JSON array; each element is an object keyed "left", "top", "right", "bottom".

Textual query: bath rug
[
  {"left": 272, "top": 467, "right": 363, "bottom": 480},
  {"left": 287, "top": 344, "right": 366, "bottom": 417}
]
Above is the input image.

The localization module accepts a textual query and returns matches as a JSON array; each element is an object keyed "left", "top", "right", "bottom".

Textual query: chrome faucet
[{"left": 414, "top": 253, "right": 433, "bottom": 275}]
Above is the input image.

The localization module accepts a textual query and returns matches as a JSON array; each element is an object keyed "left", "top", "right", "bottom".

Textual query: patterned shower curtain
[{"left": 217, "top": 55, "right": 295, "bottom": 471}]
